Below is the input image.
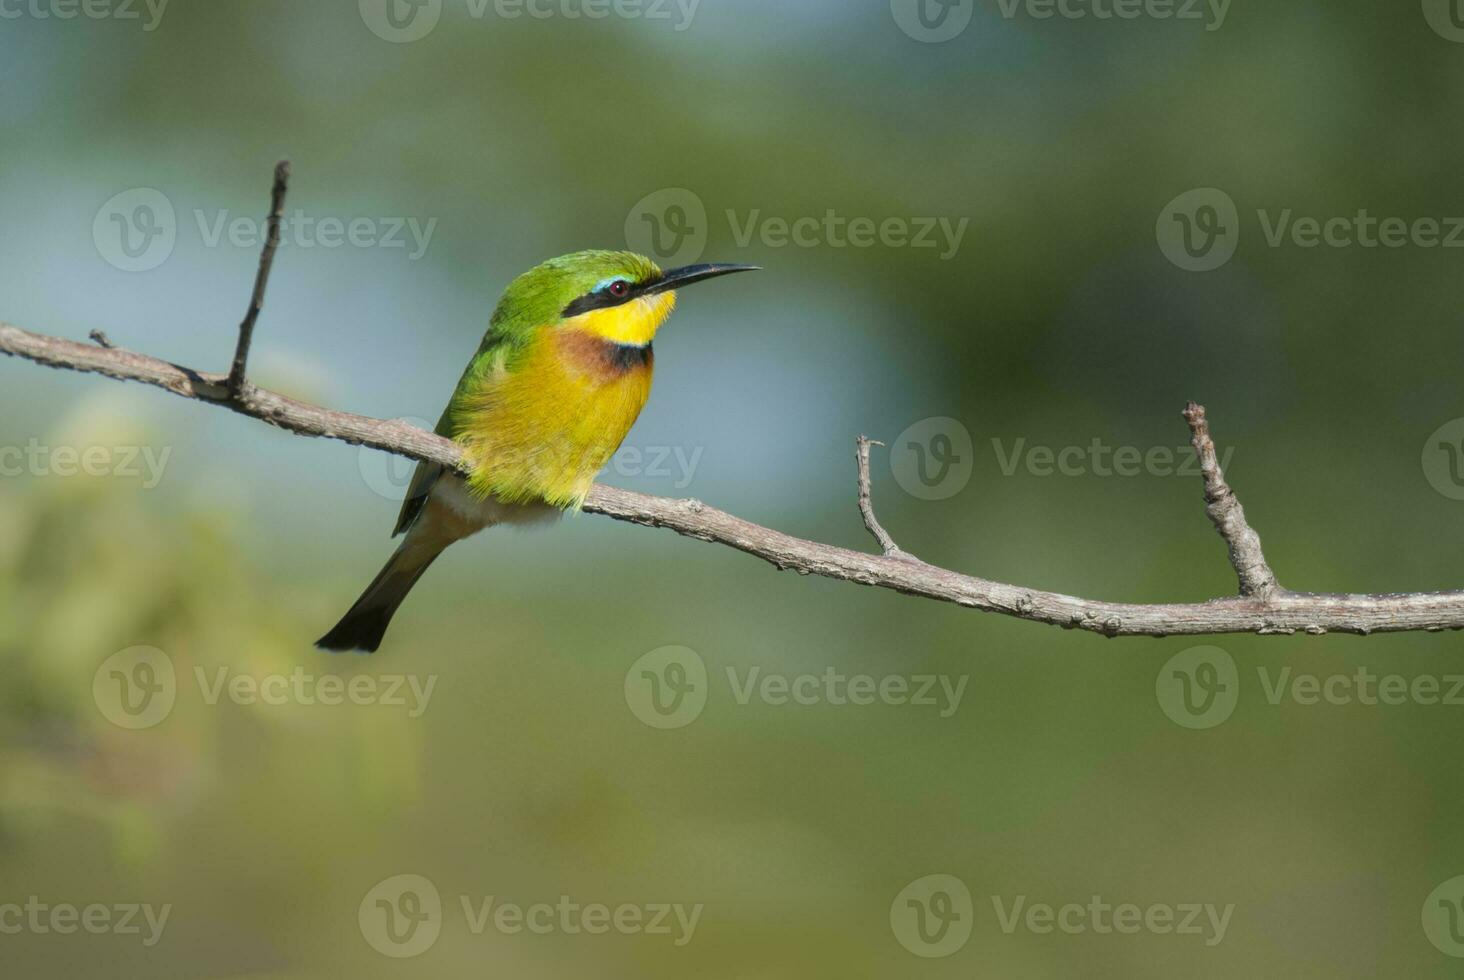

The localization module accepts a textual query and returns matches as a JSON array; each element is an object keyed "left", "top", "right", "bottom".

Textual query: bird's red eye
[{"left": 608, "top": 280, "right": 630, "bottom": 298}]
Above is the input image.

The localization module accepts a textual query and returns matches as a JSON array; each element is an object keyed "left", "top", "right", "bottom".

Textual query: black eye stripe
[{"left": 561, "top": 276, "right": 660, "bottom": 318}]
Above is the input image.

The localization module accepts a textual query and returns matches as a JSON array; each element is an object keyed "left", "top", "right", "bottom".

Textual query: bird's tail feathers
[{"left": 315, "top": 540, "right": 444, "bottom": 653}]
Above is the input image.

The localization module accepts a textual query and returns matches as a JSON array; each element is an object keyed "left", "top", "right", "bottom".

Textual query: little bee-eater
[{"left": 317, "top": 250, "right": 758, "bottom": 652}]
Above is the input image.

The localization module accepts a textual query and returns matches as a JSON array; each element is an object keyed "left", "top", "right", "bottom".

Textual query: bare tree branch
[
  {"left": 856, "top": 436, "right": 910, "bottom": 559},
  {"left": 227, "top": 159, "right": 291, "bottom": 398},
  {"left": 7, "top": 318, "right": 1464, "bottom": 638},
  {"left": 7, "top": 164, "right": 1464, "bottom": 639}
]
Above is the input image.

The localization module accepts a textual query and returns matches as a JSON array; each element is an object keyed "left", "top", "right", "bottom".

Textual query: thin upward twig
[
  {"left": 227, "top": 159, "right": 291, "bottom": 397},
  {"left": 1183, "top": 402, "right": 1281, "bottom": 598},
  {"left": 856, "top": 436, "right": 909, "bottom": 559}
]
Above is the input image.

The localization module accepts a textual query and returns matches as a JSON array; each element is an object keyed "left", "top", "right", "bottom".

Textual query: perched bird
[{"left": 317, "top": 250, "right": 758, "bottom": 653}]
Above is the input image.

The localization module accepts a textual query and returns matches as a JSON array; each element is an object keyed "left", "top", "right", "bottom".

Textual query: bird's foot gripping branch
[{"left": 5, "top": 163, "right": 1464, "bottom": 638}]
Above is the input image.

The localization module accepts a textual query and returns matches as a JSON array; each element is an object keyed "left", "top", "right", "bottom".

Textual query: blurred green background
[{"left": 6, "top": 0, "right": 1464, "bottom": 976}]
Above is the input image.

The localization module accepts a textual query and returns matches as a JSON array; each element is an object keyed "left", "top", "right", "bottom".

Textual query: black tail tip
[
  {"left": 314, "top": 635, "right": 381, "bottom": 654},
  {"left": 315, "top": 609, "right": 393, "bottom": 654}
]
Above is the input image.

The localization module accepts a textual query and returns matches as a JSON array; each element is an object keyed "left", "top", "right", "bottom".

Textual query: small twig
[
  {"left": 88, "top": 330, "right": 114, "bottom": 348},
  {"left": 227, "top": 160, "right": 291, "bottom": 398},
  {"left": 1184, "top": 401, "right": 1281, "bottom": 598},
  {"left": 856, "top": 436, "right": 910, "bottom": 559}
]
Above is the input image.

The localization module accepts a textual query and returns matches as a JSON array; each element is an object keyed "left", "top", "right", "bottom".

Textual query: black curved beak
[{"left": 641, "top": 263, "right": 761, "bottom": 296}]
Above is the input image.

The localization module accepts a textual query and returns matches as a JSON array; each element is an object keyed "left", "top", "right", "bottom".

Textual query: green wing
[
  {"left": 391, "top": 404, "right": 455, "bottom": 537},
  {"left": 391, "top": 325, "right": 522, "bottom": 538}
]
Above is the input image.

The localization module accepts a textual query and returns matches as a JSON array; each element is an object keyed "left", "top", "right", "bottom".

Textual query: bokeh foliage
[{"left": 4, "top": 1, "right": 1464, "bottom": 976}]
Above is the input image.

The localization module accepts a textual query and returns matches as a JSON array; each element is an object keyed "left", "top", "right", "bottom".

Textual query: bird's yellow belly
[{"left": 453, "top": 328, "right": 653, "bottom": 509}]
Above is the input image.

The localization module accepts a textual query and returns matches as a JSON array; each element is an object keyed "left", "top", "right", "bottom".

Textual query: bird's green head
[{"left": 492, "top": 250, "right": 758, "bottom": 347}]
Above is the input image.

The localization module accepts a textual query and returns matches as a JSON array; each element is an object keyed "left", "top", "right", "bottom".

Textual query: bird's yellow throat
[{"left": 562, "top": 290, "right": 678, "bottom": 347}]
